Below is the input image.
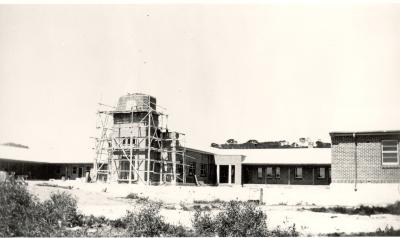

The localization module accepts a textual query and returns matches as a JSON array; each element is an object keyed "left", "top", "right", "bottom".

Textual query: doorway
[
  {"left": 219, "top": 165, "right": 229, "bottom": 183},
  {"left": 78, "top": 167, "right": 83, "bottom": 178}
]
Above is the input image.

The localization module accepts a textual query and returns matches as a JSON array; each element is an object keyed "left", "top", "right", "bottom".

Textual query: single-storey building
[
  {"left": 330, "top": 130, "right": 400, "bottom": 184},
  {"left": 187, "top": 146, "right": 331, "bottom": 186},
  {"left": 211, "top": 148, "right": 331, "bottom": 185},
  {"left": 0, "top": 145, "right": 93, "bottom": 180}
]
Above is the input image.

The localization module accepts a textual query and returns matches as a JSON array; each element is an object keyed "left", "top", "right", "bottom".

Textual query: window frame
[
  {"left": 318, "top": 167, "right": 326, "bottom": 179},
  {"left": 275, "top": 167, "right": 280, "bottom": 179},
  {"left": 381, "top": 140, "right": 399, "bottom": 166},
  {"left": 200, "top": 163, "right": 207, "bottom": 177},
  {"left": 189, "top": 162, "right": 196, "bottom": 176},
  {"left": 295, "top": 167, "right": 303, "bottom": 179},
  {"left": 266, "top": 167, "right": 273, "bottom": 178},
  {"left": 257, "top": 167, "right": 263, "bottom": 179}
]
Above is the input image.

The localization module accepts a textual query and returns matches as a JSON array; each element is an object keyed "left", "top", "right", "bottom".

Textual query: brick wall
[
  {"left": 331, "top": 134, "right": 400, "bottom": 183},
  {"left": 184, "top": 150, "right": 216, "bottom": 184}
]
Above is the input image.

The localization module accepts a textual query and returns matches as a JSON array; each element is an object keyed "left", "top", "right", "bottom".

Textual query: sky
[{"left": 0, "top": 4, "right": 400, "bottom": 161}]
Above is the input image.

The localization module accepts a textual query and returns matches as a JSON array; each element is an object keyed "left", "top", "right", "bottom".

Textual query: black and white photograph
[{"left": 0, "top": 1, "right": 400, "bottom": 237}]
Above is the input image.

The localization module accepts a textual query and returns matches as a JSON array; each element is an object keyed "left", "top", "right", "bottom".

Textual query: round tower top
[{"left": 116, "top": 93, "right": 156, "bottom": 111}]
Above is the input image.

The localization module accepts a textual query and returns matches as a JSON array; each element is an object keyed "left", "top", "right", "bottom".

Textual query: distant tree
[
  {"left": 226, "top": 139, "right": 237, "bottom": 144},
  {"left": 246, "top": 139, "right": 259, "bottom": 144},
  {"left": 210, "top": 143, "right": 220, "bottom": 148},
  {"left": 299, "top": 138, "right": 306, "bottom": 143},
  {"left": 315, "top": 140, "right": 324, "bottom": 148},
  {"left": 315, "top": 140, "right": 332, "bottom": 148}
]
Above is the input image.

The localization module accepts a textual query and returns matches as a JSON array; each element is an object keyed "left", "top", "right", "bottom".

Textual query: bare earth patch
[{"left": 26, "top": 180, "right": 400, "bottom": 236}]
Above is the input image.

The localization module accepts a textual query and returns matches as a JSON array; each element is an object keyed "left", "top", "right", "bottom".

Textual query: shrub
[
  {"left": 42, "top": 191, "right": 81, "bottom": 227},
  {"left": 192, "top": 208, "right": 215, "bottom": 236},
  {"left": 0, "top": 182, "right": 55, "bottom": 236},
  {"left": 126, "top": 193, "right": 139, "bottom": 199},
  {"left": 192, "top": 201, "right": 269, "bottom": 237},
  {"left": 124, "top": 201, "right": 169, "bottom": 237},
  {"left": 268, "top": 219, "right": 299, "bottom": 237},
  {"left": 82, "top": 215, "right": 109, "bottom": 228}
]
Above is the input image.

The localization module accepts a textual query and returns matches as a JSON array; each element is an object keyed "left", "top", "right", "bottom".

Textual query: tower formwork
[{"left": 93, "top": 93, "right": 187, "bottom": 185}]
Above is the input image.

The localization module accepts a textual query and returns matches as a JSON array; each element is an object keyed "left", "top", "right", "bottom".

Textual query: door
[{"left": 78, "top": 167, "right": 83, "bottom": 178}]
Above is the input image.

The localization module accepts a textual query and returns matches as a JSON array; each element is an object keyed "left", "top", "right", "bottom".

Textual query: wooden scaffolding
[{"left": 93, "top": 95, "right": 188, "bottom": 185}]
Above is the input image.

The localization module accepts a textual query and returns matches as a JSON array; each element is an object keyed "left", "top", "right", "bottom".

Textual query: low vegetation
[
  {"left": 192, "top": 200, "right": 299, "bottom": 237},
  {"left": 326, "top": 226, "right": 400, "bottom": 236},
  {"left": 307, "top": 201, "right": 400, "bottom": 216},
  {"left": 0, "top": 181, "right": 81, "bottom": 236},
  {"left": 1, "top": 181, "right": 302, "bottom": 237}
]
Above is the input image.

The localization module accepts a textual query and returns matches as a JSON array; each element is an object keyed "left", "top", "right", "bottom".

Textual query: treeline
[
  {"left": 1, "top": 142, "right": 29, "bottom": 149},
  {"left": 211, "top": 139, "right": 331, "bottom": 149}
]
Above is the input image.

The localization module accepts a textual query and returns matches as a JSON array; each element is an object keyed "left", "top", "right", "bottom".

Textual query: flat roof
[
  {"left": 217, "top": 148, "right": 331, "bottom": 165},
  {"left": 330, "top": 130, "right": 400, "bottom": 136},
  {"left": 187, "top": 145, "right": 331, "bottom": 165},
  {"left": 0, "top": 145, "right": 93, "bottom": 164}
]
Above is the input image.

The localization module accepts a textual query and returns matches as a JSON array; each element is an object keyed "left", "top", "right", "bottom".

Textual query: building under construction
[
  {"left": 94, "top": 93, "right": 216, "bottom": 185},
  {"left": 92, "top": 93, "right": 332, "bottom": 186}
]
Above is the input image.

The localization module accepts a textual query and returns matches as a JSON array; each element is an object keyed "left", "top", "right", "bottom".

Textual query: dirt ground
[{"left": 27, "top": 180, "right": 400, "bottom": 236}]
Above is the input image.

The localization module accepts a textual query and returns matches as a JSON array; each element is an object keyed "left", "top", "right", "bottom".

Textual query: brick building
[{"left": 330, "top": 130, "right": 400, "bottom": 184}]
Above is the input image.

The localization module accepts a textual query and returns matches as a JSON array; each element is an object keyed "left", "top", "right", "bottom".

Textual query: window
[
  {"left": 275, "top": 167, "right": 280, "bottom": 178},
  {"left": 382, "top": 140, "right": 399, "bottom": 165},
  {"left": 257, "top": 168, "right": 263, "bottom": 179},
  {"left": 72, "top": 167, "right": 77, "bottom": 174},
  {"left": 200, "top": 164, "right": 207, "bottom": 177},
  {"left": 189, "top": 162, "right": 196, "bottom": 176},
  {"left": 295, "top": 167, "right": 302, "bottom": 179},
  {"left": 86, "top": 166, "right": 91, "bottom": 172},
  {"left": 266, "top": 167, "right": 273, "bottom": 178},
  {"left": 318, "top": 167, "right": 326, "bottom": 179}
]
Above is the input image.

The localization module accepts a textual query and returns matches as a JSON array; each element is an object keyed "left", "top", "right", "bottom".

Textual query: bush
[
  {"left": 0, "top": 182, "right": 55, "bottom": 236},
  {"left": 124, "top": 201, "right": 170, "bottom": 237},
  {"left": 0, "top": 181, "right": 84, "bottom": 236},
  {"left": 192, "top": 208, "right": 215, "bottom": 236},
  {"left": 192, "top": 201, "right": 269, "bottom": 237},
  {"left": 42, "top": 191, "right": 81, "bottom": 227},
  {"left": 268, "top": 219, "right": 299, "bottom": 237},
  {"left": 126, "top": 193, "right": 139, "bottom": 199}
]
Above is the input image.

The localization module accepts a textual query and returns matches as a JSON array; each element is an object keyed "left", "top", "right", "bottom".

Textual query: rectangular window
[
  {"left": 257, "top": 168, "right": 263, "bottom": 179},
  {"left": 295, "top": 167, "right": 302, "bottom": 179},
  {"left": 382, "top": 140, "right": 399, "bottom": 165},
  {"left": 189, "top": 162, "right": 196, "bottom": 176},
  {"left": 72, "top": 167, "right": 77, "bottom": 174},
  {"left": 266, "top": 167, "right": 273, "bottom": 178},
  {"left": 275, "top": 167, "right": 280, "bottom": 178},
  {"left": 318, "top": 167, "right": 326, "bottom": 179},
  {"left": 200, "top": 164, "right": 207, "bottom": 177}
]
